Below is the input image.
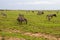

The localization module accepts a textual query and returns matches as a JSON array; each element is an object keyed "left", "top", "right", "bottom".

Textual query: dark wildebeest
[
  {"left": 1, "top": 12, "right": 7, "bottom": 17},
  {"left": 32, "top": 11, "right": 34, "bottom": 13},
  {"left": 46, "top": 14, "right": 57, "bottom": 21},
  {"left": 17, "top": 14, "right": 27, "bottom": 24},
  {"left": 37, "top": 11, "right": 44, "bottom": 15}
]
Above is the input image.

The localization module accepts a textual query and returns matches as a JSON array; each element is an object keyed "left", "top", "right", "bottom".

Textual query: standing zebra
[{"left": 46, "top": 14, "right": 57, "bottom": 21}]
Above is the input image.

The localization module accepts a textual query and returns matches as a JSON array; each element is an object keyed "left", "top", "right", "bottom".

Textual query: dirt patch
[
  {"left": 1, "top": 29, "right": 60, "bottom": 40},
  {"left": 8, "top": 37, "right": 25, "bottom": 40},
  {"left": 23, "top": 32, "right": 60, "bottom": 40},
  {"left": 0, "top": 37, "right": 2, "bottom": 40},
  {"left": 0, "top": 36, "right": 25, "bottom": 40}
]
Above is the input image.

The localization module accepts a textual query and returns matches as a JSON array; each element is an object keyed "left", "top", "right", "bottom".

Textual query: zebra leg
[
  {"left": 24, "top": 19, "right": 27, "bottom": 24},
  {"left": 48, "top": 17, "right": 51, "bottom": 21}
]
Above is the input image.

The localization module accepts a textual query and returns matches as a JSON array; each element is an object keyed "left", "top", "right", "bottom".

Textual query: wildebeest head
[
  {"left": 42, "top": 12, "right": 44, "bottom": 14},
  {"left": 53, "top": 14, "right": 57, "bottom": 17},
  {"left": 32, "top": 11, "right": 34, "bottom": 13}
]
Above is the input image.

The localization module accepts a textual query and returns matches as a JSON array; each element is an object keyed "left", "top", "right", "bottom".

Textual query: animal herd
[{"left": 0, "top": 11, "right": 57, "bottom": 24}]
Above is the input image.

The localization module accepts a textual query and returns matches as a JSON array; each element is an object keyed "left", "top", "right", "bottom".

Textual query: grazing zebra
[
  {"left": 46, "top": 14, "right": 57, "bottom": 21},
  {"left": 1, "top": 12, "right": 7, "bottom": 17},
  {"left": 17, "top": 14, "right": 27, "bottom": 24},
  {"left": 37, "top": 11, "right": 44, "bottom": 15}
]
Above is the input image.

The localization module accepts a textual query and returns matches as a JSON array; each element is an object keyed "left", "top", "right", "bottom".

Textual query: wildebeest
[
  {"left": 17, "top": 14, "right": 27, "bottom": 24},
  {"left": 37, "top": 11, "right": 44, "bottom": 15},
  {"left": 1, "top": 12, "right": 7, "bottom": 17},
  {"left": 32, "top": 11, "right": 34, "bottom": 13},
  {"left": 46, "top": 14, "right": 57, "bottom": 21}
]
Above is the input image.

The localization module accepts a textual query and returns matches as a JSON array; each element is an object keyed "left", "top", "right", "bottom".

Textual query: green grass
[{"left": 0, "top": 10, "right": 60, "bottom": 39}]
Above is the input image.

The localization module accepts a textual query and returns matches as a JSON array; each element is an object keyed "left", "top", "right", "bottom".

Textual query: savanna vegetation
[{"left": 0, "top": 10, "right": 60, "bottom": 40}]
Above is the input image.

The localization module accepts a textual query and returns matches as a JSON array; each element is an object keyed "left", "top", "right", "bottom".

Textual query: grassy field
[{"left": 0, "top": 10, "right": 60, "bottom": 40}]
